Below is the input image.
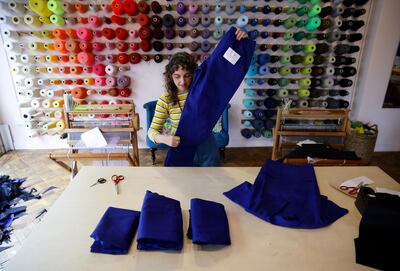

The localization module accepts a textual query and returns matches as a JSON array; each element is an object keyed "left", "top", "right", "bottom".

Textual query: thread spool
[
  {"left": 29, "top": 42, "right": 46, "bottom": 52},
  {"left": 43, "top": 121, "right": 57, "bottom": 130},
  {"left": 29, "top": 0, "right": 52, "bottom": 17},
  {"left": 3, "top": 30, "right": 18, "bottom": 40},
  {"left": 39, "top": 16, "right": 51, "bottom": 24},
  {"left": 22, "top": 66, "right": 36, "bottom": 75},
  {"left": 11, "top": 16, "right": 22, "bottom": 25},
  {"left": 5, "top": 42, "right": 23, "bottom": 53},
  {"left": 24, "top": 78, "right": 36, "bottom": 87},
  {"left": 25, "top": 89, "right": 40, "bottom": 98},
  {"left": 56, "top": 120, "right": 65, "bottom": 130},
  {"left": 24, "top": 14, "right": 41, "bottom": 27},
  {"left": 42, "top": 100, "right": 52, "bottom": 108},
  {"left": 8, "top": 1, "right": 25, "bottom": 13},
  {"left": 47, "top": 0, "right": 64, "bottom": 15},
  {"left": 52, "top": 100, "right": 64, "bottom": 108},
  {"left": 45, "top": 111, "right": 55, "bottom": 118},
  {"left": 54, "top": 111, "right": 63, "bottom": 119},
  {"left": 0, "top": 16, "right": 12, "bottom": 25},
  {"left": 50, "top": 14, "right": 64, "bottom": 26},
  {"left": 26, "top": 121, "right": 40, "bottom": 129},
  {"left": 46, "top": 89, "right": 64, "bottom": 97}
]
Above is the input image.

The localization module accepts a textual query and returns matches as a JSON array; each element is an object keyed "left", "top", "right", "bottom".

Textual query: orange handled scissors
[{"left": 111, "top": 174, "right": 124, "bottom": 195}]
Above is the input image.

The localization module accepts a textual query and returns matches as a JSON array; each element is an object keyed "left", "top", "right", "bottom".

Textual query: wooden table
[{"left": 6, "top": 166, "right": 399, "bottom": 271}]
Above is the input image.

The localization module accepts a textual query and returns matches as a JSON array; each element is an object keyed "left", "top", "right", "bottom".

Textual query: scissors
[
  {"left": 111, "top": 175, "right": 125, "bottom": 195},
  {"left": 339, "top": 181, "right": 364, "bottom": 195},
  {"left": 90, "top": 178, "right": 107, "bottom": 187}
]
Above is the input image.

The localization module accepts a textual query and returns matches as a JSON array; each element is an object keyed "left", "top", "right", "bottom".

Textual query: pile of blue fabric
[
  {"left": 0, "top": 175, "right": 41, "bottom": 246},
  {"left": 90, "top": 191, "right": 231, "bottom": 254}
]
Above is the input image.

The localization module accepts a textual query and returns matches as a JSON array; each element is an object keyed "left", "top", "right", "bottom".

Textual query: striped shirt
[{"left": 148, "top": 91, "right": 188, "bottom": 143}]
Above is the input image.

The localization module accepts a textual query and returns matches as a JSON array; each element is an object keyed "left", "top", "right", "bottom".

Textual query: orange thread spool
[
  {"left": 60, "top": 55, "right": 69, "bottom": 62},
  {"left": 75, "top": 4, "right": 89, "bottom": 13},
  {"left": 65, "top": 40, "right": 80, "bottom": 53},
  {"left": 69, "top": 54, "right": 79, "bottom": 64},
  {"left": 53, "top": 28, "right": 68, "bottom": 40},
  {"left": 84, "top": 78, "right": 95, "bottom": 85},
  {"left": 66, "top": 28, "right": 77, "bottom": 39},
  {"left": 54, "top": 40, "right": 68, "bottom": 54},
  {"left": 70, "top": 66, "right": 83, "bottom": 75},
  {"left": 71, "top": 87, "right": 88, "bottom": 99}
]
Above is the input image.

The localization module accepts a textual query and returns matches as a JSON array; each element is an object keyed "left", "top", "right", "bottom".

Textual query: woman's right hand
[{"left": 154, "top": 134, "right": 181, "bottom": 147}]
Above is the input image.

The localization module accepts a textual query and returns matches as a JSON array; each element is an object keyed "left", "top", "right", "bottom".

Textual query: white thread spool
[
  {"left": 19, "top": 101, "right": 31, "bottom": 108},
  {"left": 26, "top": 89, "right": 40, "bottom": 98},
  {"left": 34, "top": 55, "right": 46, "bottom": 63},
  {"left": 45, "top": 111, "right": 54, "bottom": 118},
  {"left": 42, "top": 100, "right": 52, "bottom": 108},
  {"left": 24, "top": 14, "right": 41, "bottom": 27},
  {"left": 46, "top": 89, "right": 63, "bottom": 97},
  {"left": 105, "top": 65, "right": 117, "bottom": 75},
  {"left": 9, "top": 55, "right": 19, "bottom": 63},
  {"left": 325, "top": 67, "right": 335, "bottom": 76},
  {"left": 14, "top": 78, "right": 24, "bottom": 87},
  {"left": 17, "top": 89, "right": 25, "bottom": 97},
  {"left": 0, "top": 16, "right": 12, "bottom": 25},
  {"left": 24, "top": 78, "right": 36, "bottom": 87},
  {"left": 22, "top": 66, "right": 36, "bottom": 75},
  {"left": 118, "top": 66, "right": 130, "bottom": 72},
  {"left": 8, "top": 1, "right": 26, "bottom": 14},
  {"left": 23, "top": 111, "right": 42, "bottom": 120},
  {"left": 47, "top": 67, "right": 54, "bottom": 73},
  {"left": 2, "top": 30, "right": 18, "bottom": 40},
  {"left": 11, "top": 16, "right": 22, "bottom": 25},
  {"left": 39, "top": 89, "right": 48, "bottom": 97},
  {"left": 5, "top": 42, "right": 22, "bottom": 53},
  {"left": 322, "top": 78, "right": 335, "bottom": 88},
  {"left": 54, "top": 110, "right": 63, "bottom": 119},
  {"left": 37, "top": 79, "right": 47, "bottom": 86},
  {"left": 21, "top": 54, "right": 34, "bottom": 64},
  {"left": 87, "top": 113, "right": 96, "bottom": 119},
  {"left": 327, "top": 56, "right": 336, "bottom": 64},
  {"left": 31, "top": 99, "right": 41, "bottom": 108},
  {"left": 28, "top": 130, "right": 39, "bottom": 138},
  {"left": 25, "top": 121, "right": 39, "bottom": 129}
]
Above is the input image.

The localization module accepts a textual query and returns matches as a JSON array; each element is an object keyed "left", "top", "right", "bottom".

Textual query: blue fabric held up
[
  {"left": 165, "top": 26, "right": 256, "bottom": 166},
  {"left": 224, "top": 160, "right": 348, "bottom": 229},
  {"left": 187, "top": 198, "right": 231, "bottom": 245},
  {"left": 137, "top": 190, "right": 183, "bottom": 250},
  {"left": 193, "top": 134, "right": 221, "bottom": 166},
  {"left": 90, "top": 207, "right": 140, "bottom": 254}
]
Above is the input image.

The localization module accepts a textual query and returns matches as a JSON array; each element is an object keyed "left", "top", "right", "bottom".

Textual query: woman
[{"left": 148, "top": 28, "right": 248, "bottom": 166}]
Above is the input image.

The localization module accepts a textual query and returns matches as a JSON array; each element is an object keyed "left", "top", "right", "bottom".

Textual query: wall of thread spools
[{"left": 0, "top": 0, "right": 373, "bottom": 148}]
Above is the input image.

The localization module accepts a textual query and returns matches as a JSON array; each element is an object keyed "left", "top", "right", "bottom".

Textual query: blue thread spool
[
  {"left": 245, "top": 89, "right": 257, "bottom": 97},
  {"left": 250, "top": 18, "right": 258, "bottom": 26},
  {"left": 245, "top": 78, "right": 256, "bottom": 86},
  {"left": 261, "top": 31, "right": 268, "bottom": 39},
  {"left": 251, "top": 119, "right": 264, "bottom": 129},
  {"left": 236, "top": 15, "right": 248, "bottom": 28},
  {"left": 257, "top": 54, "right": 270, "bottom": 65},
  {"left": 253, "top": 129, "right": 262, "bottom": 138},
  {"left": 215, "top": 4, "right": 222, "bottom": 13},
  {"left": 242, "top": 110, "right": 253, "bottom": 118},
  {"left": 239, "top": 5, "right": 246, "bottom": 14},
  {"left": 257, "top": 89, "right": 265, "bottom": 96},
  {"left": 262, "top": 5, "right": 271, "bottom": 14},
  {"left": 264, "top": 97, "right": 279, "bottom": 109},
  {"left": 241, "top": 128, "right": 252, "bottom": 139},
  {"left": 257, "top": 79, "right": 265, "bottom": 85},
  {"left": 214, "top": 16, "right": 223, "bottom": 27},
  {"left": 213, "top": 28, "right": 223, "bottom": 40},
  {"left": 248, "top": 30, "right": 258, "bottom": 40},
  {"left": 243, "top": 120, "right": 252, "bottom": 127},
  {"left": 251, "top": 6, "right": 258, "bottom": 13},
  {"left": 243, "top": 99, "right": 255, "bottom": 109},
  {"left": 226, "top": 4, "right": 235, "bottom": 15},
  {"left": 251, "top": 54, "right": 257, "bottom": 64},
  {"left": 262, "top": 19, "right": 270, "bottom": 26},
  {"left": 246, "top": 65, "right": 258, "bottom": 76},
  {"left": 258, "top": 64, "right": 269, "bottom": 75},
  {"left": 253, "top": 109, "right": 266, "bottom": 120}
]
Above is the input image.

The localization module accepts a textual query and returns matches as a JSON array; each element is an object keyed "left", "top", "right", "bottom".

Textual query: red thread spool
[
  {"left": 93, "top": 64, "right": 106, "bottom": 76},
  {"left": 111, "top": 15, "right": 126, "bottom": 25},
  {"left": 102, "top": 28, "right": 116, "bottom": 40},
  {"left": 92, "top": 42, "right": 105, "bottom": 52},
  {"left": 115, "top": 27, "right": 129, "bottom": 40},
  {"left": 88, "top": 15, "right": 102, "bottom": 27},
  {"left": 116, "top": 53, "right": 129, "bottom": 64},
  {"left": 108, "top": 88, "right": 119, "bottom": 96},
  {"left": 53, "top": 29, "right": 68, "bottom": 40},
  {"left": 71, "top": 87, "right": 88, "bottom": 99},
  {"left": 137, "top": 0, "right": 150, "bottom": 14},
  {"left": 119, "top": 88, "right": 132, "bottom": 97},
  {"left": 124, "top": 0, "right": 138, "bottom": 16},
  {"left": 65, "top": 40, "right": 80, "bottom": 53},
  {"left": 77, "top": 52, "right": 95, "bottom": 66},
  {"left": 129, "top": 42, "right": 139, "bottom": 51},
  {"left": 111, "top": 0, "right": 124, "bottom": 15},
  {"left": 139, "top": 40, "right": 151, "bottom": 52},
  {"left": 100, "top": 90, "right": 108, "bottom": 95},
  {"left": 59, "top": 66, "right": 70, "bottom": 74},
  {"left": 137, "top": 14, "right": 150, "bottom": 26},
  {"left": 95, "top": 77, "right": 106, "bottom": 86},
  {"left": 60, "top": 55, "right": 69, "bottom": 62},
  {"left": 116, "top": 41, "right": 129, "bottom": 52},
  {"left": 64, "top": 79, "right": 73, "bottom": 85},
  {"left": 75, "top": 79, "right": 84, "bottom": 85},
  {"left": 70, "top": 66, "right": 83, "bottom": 75},
  {"left": 75, "top": 4, "right": 88, "bottom": 13},
  {"left": 76, "top": 27, "right": 93, "bottom": 41},
  {"left": 129, "top": 53, "right": 141, "bottom": 64},
  {"left": 79, "top": 41, "right": 92, "bottom": 52},
  {"left": 138, "top": 26, "right": 152, "bottom": 40}
]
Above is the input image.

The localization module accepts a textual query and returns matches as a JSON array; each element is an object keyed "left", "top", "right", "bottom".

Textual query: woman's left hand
[{"left": 235, "top": 28, "right": 248, "bottom": 40}]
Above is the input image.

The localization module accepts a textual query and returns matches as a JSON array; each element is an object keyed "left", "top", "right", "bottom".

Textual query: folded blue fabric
[
  {"left": 137, "top": 190, "right": 183, "bottom": 250},
  {"left": 187, "top": 198, "right": 231, "bottom": 245},
  {"left": 224, "top": 160, "right": 348, "bottom": 229},
  {"left": 90, "top": 206, "right": 140, "bottom": 254},
  {"left": 165, "top": 26, "right": 256, "bottom": 166}
]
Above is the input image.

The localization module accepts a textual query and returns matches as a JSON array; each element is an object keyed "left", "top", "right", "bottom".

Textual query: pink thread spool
[
  {"left": 88, "top": 15, "right": 102, "bottom": 27},
  {"left": 77, "top": 52, "right": 95, "bottom": 66},
  {"left": 106, "top": 42, "right": 116, "bottom": 49},
  {"left": 106, "top": 77, "right": 117, "bottom": 87},
  {"left": 106, "top": 55, "right": 117, "bottom": 63},
  {"left": 83, "top": 66, "right": 92, "bottom": 73},
  {"left": 93, "top": 30, "right": 102, "bottom": 38},
  {"left": 76, "top": 27, "right": 93, "bottom": 41},
  {"left": 93, "top": 63, "right": 106, "bottom": 76},
  {"left": 95, "top": 77, "right": 106, "bottom": 86},
  {"left": 95, "top": 55, "right": 105, "bottom": 62}
]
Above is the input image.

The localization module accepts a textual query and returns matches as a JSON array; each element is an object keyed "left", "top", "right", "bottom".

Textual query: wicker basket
[{"left": 344, "top": 125, "right": 378, "bottom": 162}]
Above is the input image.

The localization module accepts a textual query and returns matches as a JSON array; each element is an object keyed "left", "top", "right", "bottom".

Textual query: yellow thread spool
[
  {"left": 50, "top": 79, "right": 62, "bottom": 85},
  {"left": 52, "top": 100, "right": 64, "bottom": 108},
  {"left": 29, "top": 42, "right": 46, "bottom": 51},
  {"left": 44, "top": 43, "right": 54, "bottom": 50},
  {"left": 29, "top": 0, "right": 52, "bottom": 17},
  {"left": 43, "top": 121, "right": 57, "bottom": 129},
  {"left": 56, "top": 120, "right": 66, "bottom": 130},
  {"left": 39, "top": 16, "right": 51, "bottom": 24},
  {"left": 46, "top": 55, "right": 58, "bottom": 63},
  {"left": 84, "top": 78, "right": 95, "bottom": 85}
]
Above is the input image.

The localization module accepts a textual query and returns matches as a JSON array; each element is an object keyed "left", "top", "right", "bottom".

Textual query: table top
[{"left": 6, "top": 166, "right": 399, "bottom": 271}]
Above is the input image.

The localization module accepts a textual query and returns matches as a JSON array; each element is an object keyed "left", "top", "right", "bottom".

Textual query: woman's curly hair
[{"left": 163, "top": 52, "right": 198, "bottom": 106}]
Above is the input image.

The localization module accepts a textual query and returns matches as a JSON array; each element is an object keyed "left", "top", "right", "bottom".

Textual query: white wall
[
  {"left": 1, "top": 0, "right": 399, "bottom": 151},
  {"left": 351, "top": 0, "right": 400, "bottom": 151}
]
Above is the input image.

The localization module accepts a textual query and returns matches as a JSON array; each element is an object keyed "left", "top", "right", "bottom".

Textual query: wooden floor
[{"left": 0, "top": 148, "right": 399, "bottom": 268}]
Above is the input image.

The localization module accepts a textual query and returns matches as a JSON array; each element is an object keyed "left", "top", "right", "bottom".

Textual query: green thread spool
[
  {"left": 49, "top": 14, "right": 64, "bottom": 26},
  {"left": 302, "top": 55, "right": 314, "bottom": 65},
  {"left": 298, "top": 78, "right": 311, "bottom": 87},
  {"left": 305, "top": 33, "right": 315, "bottom": 40},
  {"left": 309, "top": 0, "right": 321, "bottom": 4},
  {"left": 300, "top": 67, "right": 312, "bottom": 74},
  {"left": 298, "top": 89, "right": 310, "bottom": 97},
  {"left": 279, "top": 55, "right": 291, "bottom": 64},
  {"left": 243, "top": 99, "right": 255, "bottom": 109},
  {"left": 308, "top": 4, "right": 321, "bottom": 17},
  {"left": 305, "top": 17, "right": 321, "bottom": 31},
  {"left": 296, "top": 20, "right": 306, "bottom": 28},
  {"left": 298, "top": 0, "right": 308, "bottom": 4},
  {"left": 283, "top": 32, "right": 293, "bottom": 40},
  {"left": 293, "top": 31, "right": 306, "bottom": 41},
  {"left": 286, "top": 7, "right": 295, "bottom": 14},
  {"left": 292, "top": 45, "right": 304, "bottom": 53},
  {"left": 47, "top": 0, "right": 64, "bottom": 16},
  {"left": 303, "top": 44, "right": 316, "bottom": 53},
  {"left": 283, "top": 17, "right": 297, "bottom": 29},
  {"left": 243, "top": 120, "right": 251, "bottom": 127},
  {"left": 296, "top": 6, "right": 308, "bottom": 16},
  {"left": 277, "top": 88, "right": 289, "bottom": 97},
  {"left": 281, "top": 44, "right": 292, "bottom": 52},
  {"left": 278, "top": 78, "right": 290, "bottom": 87},
  {"left": 279, "top": 67, "right": 291, "bottom": 76}
]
